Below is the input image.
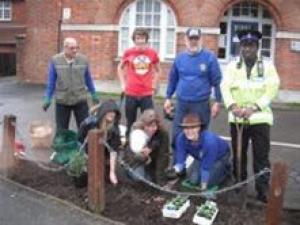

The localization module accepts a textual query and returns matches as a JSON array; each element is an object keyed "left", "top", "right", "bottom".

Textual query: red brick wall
[
  {"left": 276, "top": 39, "right": 300, "bottom": 90},
  {"left": 17, "top": 0, "right": 300, "bottom": 90},
  {"left": 19, "top": 0, "right": 60, "bottom": 83},
  {"left": 12, "top": 0, "right": 26, "bottom": 24}
]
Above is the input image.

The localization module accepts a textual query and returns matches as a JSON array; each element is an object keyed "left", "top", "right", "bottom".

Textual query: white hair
[{"left": 63, "top": 37, "right": 77, "bottom": 47}]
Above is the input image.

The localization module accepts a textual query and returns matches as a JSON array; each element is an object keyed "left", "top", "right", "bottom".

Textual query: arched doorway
[{"left": 218, "top": 1, "right": 275, "bottom": 61}]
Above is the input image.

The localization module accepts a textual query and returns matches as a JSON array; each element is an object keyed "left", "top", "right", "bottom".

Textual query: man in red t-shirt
[{"left": 117, "top": 28, "right": 161, "bottom": 137}]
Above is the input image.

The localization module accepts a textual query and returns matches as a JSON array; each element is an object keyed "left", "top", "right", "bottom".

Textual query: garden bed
[{"left": 9, "top": 160, "right": 299, "bottom": 225}]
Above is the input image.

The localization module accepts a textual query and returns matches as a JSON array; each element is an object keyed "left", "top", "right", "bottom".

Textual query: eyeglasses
[{"left": 188, "top": 36, "right": 200, "bottom": 41}]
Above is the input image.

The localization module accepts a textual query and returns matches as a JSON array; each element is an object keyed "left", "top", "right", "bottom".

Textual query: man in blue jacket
[
  {"left": 170, "top": 113, "right": 230, "bottom": 190},
  {"left": 43, "top": 37, "right": 99, "bottom": 131},
  {"left": 164, "top": 27, "right": 222, "bottom": 152}
]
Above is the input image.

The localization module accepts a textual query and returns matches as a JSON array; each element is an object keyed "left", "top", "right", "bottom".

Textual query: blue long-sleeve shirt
[
  {"left": 166, "top": 49, "right": 222, "bottom": 102},
  {"left": 174, "top": 130, "right": 229, "bottom": 183},
  {"left": 44, "top": 62, "right": 96, "bottom": 101}
]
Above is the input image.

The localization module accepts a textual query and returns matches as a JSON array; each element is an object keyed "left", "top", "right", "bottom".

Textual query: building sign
[
  {"left": 63, "top": 8, "right": 71, "bottom": 20},
  {"left": 290, "top": 41, "right": 300, "bottom": 52}
]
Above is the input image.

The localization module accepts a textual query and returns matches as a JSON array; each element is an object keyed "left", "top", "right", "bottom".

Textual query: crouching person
[
  {"left": 168, "top": 113, "right": 231, "bottom": 190},
  {"left": 78, "top": 99, "right": 121, "bottom": 185},
  {"left": 126, "top": 109, "right": 169, "bottom": 184}
]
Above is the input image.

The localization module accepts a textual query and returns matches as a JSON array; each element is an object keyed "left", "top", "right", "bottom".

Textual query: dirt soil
[{"left": 9, "top": 159, "right": 300, "bottom": 225}]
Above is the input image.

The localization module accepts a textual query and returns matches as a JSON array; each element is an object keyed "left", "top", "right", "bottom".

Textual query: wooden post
[
  {"left": 266, "top": 161, "right": 288, "bottom": 225},
  {"left": 88, "top": 129, "right": 105, "bottom": 213},
  {"left": 0, "top": 115, "right": 16, "bottom": 177}
]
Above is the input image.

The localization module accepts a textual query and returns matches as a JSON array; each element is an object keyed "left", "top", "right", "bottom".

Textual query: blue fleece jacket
[
  {"left": 44, "top": 62, "right": 96, "bottom": 101},
  {"left": 166, "top": 49, "right": 222, "bottom": 102},
  {"left": 174, "top": 130, "right": 229, "bottom": 183}
]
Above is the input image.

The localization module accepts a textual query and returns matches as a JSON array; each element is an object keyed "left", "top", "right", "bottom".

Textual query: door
[{"left": 230, "top": 21, "right": 258, "bottom": 57}]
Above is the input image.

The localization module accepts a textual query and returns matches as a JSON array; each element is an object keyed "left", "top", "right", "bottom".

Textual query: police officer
[{"left": 221, "top": 29, "right": 280, "bottom": 203}]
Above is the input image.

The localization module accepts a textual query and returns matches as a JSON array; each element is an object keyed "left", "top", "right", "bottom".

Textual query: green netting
[{"left": 51, "top": 129, "right": 80, "bottom": 165}]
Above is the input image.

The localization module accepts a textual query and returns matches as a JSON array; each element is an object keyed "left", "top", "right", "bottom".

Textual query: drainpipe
[{"left": 57, "top": 0, "right": 63, "bottom": 53}]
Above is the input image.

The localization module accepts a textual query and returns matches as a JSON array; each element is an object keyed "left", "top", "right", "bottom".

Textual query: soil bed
[{"left": 9, "top": 160, "right": 299, "bottom": 225}]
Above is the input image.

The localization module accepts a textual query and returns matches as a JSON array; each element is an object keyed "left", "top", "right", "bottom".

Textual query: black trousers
[
  {"left": 230, "top": 123, "right": 270, "bottom": 195},
  {"left": 125, "top": 95, "right": 153, "bottom": 136},
  {"left": 55, "top": 101, "right": 89, "bottom": 131}
]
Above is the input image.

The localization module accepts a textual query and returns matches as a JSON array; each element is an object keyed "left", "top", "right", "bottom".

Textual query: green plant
[{"left": 66, "top": 151, "right": 87, "bottom": 177}]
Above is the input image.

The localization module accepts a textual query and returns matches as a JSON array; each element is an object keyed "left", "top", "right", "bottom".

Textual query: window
[
  {"left": 218, "top": 2, "right": 275, "bottom": 60},
  {"left": 0, "top": 0, "right": 11, "bottom": 21},
  {"left": 119, "top": 0, "right": 177, "bottom": 60}
]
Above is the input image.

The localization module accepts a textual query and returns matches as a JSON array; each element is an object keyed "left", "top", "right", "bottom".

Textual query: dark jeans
[
  {"left": 125, "top": 95, "right": 153, "bottom": 136},
  {"left": 188, "top": 151, "right": 231, "bottom": 187},
  {"left": 55, "top": 101, "right": 89, "bottom": 131},
  {"left": 230, "top": 123, "right": 270, "bottom": 195}
]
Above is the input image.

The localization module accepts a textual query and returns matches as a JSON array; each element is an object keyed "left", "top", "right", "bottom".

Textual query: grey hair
[{"left": 63, "top": 37, "right": 77, "bottom": 47}]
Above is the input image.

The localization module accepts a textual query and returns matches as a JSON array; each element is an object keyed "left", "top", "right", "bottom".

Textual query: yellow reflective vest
[{"left": 221, "top": 59, "right": 280, "bottom": 125}]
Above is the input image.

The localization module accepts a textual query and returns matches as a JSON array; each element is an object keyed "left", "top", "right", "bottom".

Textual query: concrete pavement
[
  {"left": 0, "top": 77, "right": 299, "bottom": 225},
  {"left": 0, "top": 176, "right": 122, "bottom": 225}
]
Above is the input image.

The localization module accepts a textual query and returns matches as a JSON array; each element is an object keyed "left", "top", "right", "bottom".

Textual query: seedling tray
[
  {"left": 162, "top": 196, "right": 190, "bottom": 219},
  {"left": 193, "top": 201, "right": 218, "bottom": 225}
]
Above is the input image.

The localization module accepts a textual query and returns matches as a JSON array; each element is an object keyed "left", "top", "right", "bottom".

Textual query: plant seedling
[
  {"left": 193, "top": 201, "right": 219, "bottom": 225},
  {"left": 162, "top": 196, "right": 190, "bottom": 219}
]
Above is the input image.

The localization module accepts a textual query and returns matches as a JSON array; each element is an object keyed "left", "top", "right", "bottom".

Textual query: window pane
[
  {"left": 154, "top": 15, "right": 160, "bottom": 26},
  {"left": 262, "top": 24, "right": 272, "bottom": 36},
  {"left": 263, "top": 9, "right": 271, "bottom": 18},
  {"left": 0, "top": 10, "right": 2, "bottom": 19},
  {"left": 4, "top": 9, "right": 10, "bottom": 18},
  {"left": 154, "top": 1, "right": 160, "bottom": 12},
  {"left": 152, "top": 29, "right": 160, "bottom": 40},
  {"left": 145, "top": 0, "right": 152, "bottom": 12},
  {"left": 4, "top": 0, "right": 10, "bottom": 7},
  {"left": 145, "top": 14, "right": 152, "bottom": 26},
  {"left": 167, "top": 29, "right": 175, "bottom": 42},
  {"left": 152, "top": 42, "right": 159, "bottom": 51},
  {"left": 121, "top": 9, "right": 130, "bottom": 25},
  {"left": 167, "top": 10, "right": 175, "bottom": 26},
  {"left": 121, "top": 28, "right": 129, "bottom": 41},
  {"left": 251, "top": 8, "right": 258, "bottom": 17},
  {"left": 220, "top": 22, "right": 227, "bottom": 34},
  {"left": 121, "top": 40, "right": 129, "bottom": 52},
  {"left": 136, "top": 14, "right": 143, "bottom": 26},
  {"left": 166, "top": 42, "right": 174, "bottom": 55},
  {"left": 136, "top": 0, "right": 144, "bottom": 12},
  {"left": 261, "top": 50, "right": 270, "bottom": 57},
  {"left": 233, "top": 7, "right": 240, "bottom": 16},
  {"left": 262, "top": 38, "right": 271, "bottom": 49},
  {"left": 242, "top": 7, "right": 248, "bottom": 16}
]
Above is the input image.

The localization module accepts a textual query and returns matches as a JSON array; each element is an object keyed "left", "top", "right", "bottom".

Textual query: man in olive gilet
[{"left": 43, "top": 37, "right": 99, "bottom": 131}]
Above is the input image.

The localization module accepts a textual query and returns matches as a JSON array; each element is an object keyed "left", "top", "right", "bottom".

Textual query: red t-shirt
[{"left": 122, "top": 47, "right": 159, "bottom": 96}]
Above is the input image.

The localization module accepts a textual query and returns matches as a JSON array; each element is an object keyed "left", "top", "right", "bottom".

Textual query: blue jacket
[
  {"left": 166, "top": 49, "right": 222, "bottom": 102},
  {"left": 174, "top": 130, "right": 229, "bottom": 183}
]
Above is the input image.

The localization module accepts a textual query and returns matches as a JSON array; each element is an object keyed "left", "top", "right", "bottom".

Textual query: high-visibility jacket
[{"left": 221, "top": 59, "right": 280, "bottom": 125}]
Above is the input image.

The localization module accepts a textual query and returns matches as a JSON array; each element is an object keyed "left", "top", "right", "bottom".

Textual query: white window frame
[
  {"left": 118, "top": 0, "right": 177, "bottom": 61},
  {"left": 0, "top": 0, "right": 12, "bottom": 21},
  {"left": 219, "top": 3, "right": 276, "bottom": 62}
]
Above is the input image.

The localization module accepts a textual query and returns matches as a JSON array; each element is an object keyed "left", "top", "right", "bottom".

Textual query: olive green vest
[{"left": 52, "top": 53, "right": 88, "bottom": 105}]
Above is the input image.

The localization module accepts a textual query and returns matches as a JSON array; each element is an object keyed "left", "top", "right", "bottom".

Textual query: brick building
[{"left": 1, "top": 0, "right": 300, "bottom": 99}]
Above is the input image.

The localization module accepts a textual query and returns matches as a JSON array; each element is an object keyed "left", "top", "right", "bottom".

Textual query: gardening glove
[
  {"left": 42, "top": 98, "right": 51, "bottom": 112},
  {"left": 91, "top": 93, "right": 100, "bottom": 104}
]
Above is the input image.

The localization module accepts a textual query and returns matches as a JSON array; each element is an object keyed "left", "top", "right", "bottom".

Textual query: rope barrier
[
  {"left": 8, "top": 120, "right": 300, "bottom": 194},
  {"left": 102, "top": 140, "right": 271, "bottom": 198}
]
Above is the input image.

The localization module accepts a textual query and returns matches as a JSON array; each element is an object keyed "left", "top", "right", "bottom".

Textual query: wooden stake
[
  {"left": 266, "top": 161, "right": 288, "bottom": 225},
  {"left": 0, "top": 115, "right": 16, "bottom": 177},
  {"left": 88, "top": 129, "right": 105, "bottom": 213}
]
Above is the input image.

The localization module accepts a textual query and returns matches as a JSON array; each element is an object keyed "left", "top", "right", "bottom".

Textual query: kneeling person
[
  {"left": 173, "top": 113, "right": 230, "bottom": 190},
  {"left": 126, "top": 109, "right": 169, "bottom": 184}
]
